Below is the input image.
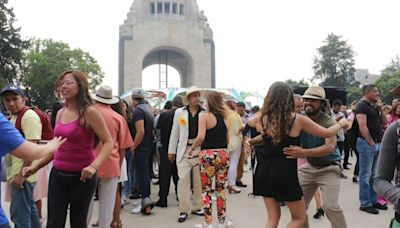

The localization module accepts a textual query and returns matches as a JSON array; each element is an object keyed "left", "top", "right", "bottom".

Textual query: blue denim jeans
[
  {"left": 356, "top": 138, "right": 379, "bottom": 207},
  {"left": 10, "top": 182, "right": 40, "bottom": 228},
  {"left": 123, "top": 149, "right": 132, "bottom": 197},
  {"left": 134, "top": 148, "right": 151, "bottom": 199}
]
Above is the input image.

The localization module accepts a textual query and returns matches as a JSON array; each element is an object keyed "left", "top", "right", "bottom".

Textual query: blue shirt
[
  {"left": 301, "top": 112, "right": 341, "bottom": 166},
  {"left": 0, "top": 113, "right": 25, "bottom": 156},
  {"left": 0, "top": 112, "right": 25, "bottom": 225}
]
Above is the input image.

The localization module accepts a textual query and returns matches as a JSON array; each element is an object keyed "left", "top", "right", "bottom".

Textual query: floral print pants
[{"left": 199, "top": 148, "right": 230, "bottom": 224}]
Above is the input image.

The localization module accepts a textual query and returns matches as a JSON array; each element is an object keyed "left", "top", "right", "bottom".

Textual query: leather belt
[{"left": 310, "top": 161, "right": 340, "bottom": 169}]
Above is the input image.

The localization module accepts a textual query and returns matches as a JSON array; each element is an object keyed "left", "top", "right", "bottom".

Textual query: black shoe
[
  {"left": 341, "top": 173, "right": 348, "bottom": 179},
  {"left": 155, "top": 200, "right": 167, "bottom": 208},
  {"left": 373, "top": 203, "right": 388, "bottom": 210},
  {"left": 352, "top": 176, "right": 358, "bottom": 183},
  {"left": 343, "top": 166, "right": 350, "bottom": 170},
  {"left": 191, "top": 209, "right": 204, "bottom": 216},
  {"left": 178, "top": 213, "right": 188, "bottom": 223},
  {"left": 153, "top": 180, "right": 160, "bottom": 185},
  {"left": 360, "top": 206, "right": 379, "bottom": 214},
  {"left": 129, "top": 192, "right": 141, "bottom": 199},
  {"left": 280, "top": 202, "right": 286, "bottom": 206},
  {"left": 313, "top": 208, "right": 325, "bottom": 219},
  {"left": 347, "top": 162, "right": 352, "bottom": 165},
  {"left": 236, "top": 181, "right": 247, "bottom": 188}
]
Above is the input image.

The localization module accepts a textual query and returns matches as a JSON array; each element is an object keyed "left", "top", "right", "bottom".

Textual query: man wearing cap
[
  {"left": 283, "top": 86, "right": 348, "bottom": 228},
  {"left": 87, "top": 85, "right": 133, "bottom": 227},
  {"left": 168, "top": 87, "right": 205, "bottom": 223},
  {"left": 1, "top": 84, "right": 42, "bottom": 228},
  {"left": 355, "top": 84, "right": 388, "bottom": 214},
  {"left": 129, "top": 88, "right": 155, "bottom": 215}
]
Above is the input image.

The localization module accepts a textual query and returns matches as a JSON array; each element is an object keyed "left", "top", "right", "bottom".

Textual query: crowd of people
[{"left": 1, "top": 70, "right": 400, "bottom": 228}]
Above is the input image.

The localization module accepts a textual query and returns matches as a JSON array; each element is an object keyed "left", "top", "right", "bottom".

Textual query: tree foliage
[
  {"left": 22, "top": 39, "right": 104, "bottom": 109},
  {"left": 285, "top": 79, "right": 309, "bottom": 88},
  {"left": 381, "top": 55, "right": 400, "bottom": 76},
  {"left": 0, "top": 0, "right": 29, "bottom": 88},
  {"left": 312, "top": 33, "right": 356, "bottom": 87},
  {"left": 375, "top": 71, "right": 400, "bottom": 105},
  {"left": 346, "top": 81, "right": 362, "bottom": 105}
]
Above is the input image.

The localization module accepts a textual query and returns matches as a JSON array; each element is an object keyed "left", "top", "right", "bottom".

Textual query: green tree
[
  {"left": 381, "top": 55, "right": 400, "bottom": 76},
  {"left": 22, "top": 39, "right": 104, "bottom": 109},
  {"left": 0, "top": 0, "right": 29, "bottom": 88},
  {"left": 312, "top": 33, "right": 356, "bottom": 87},
  {"left": 346, "top": 82, "right": 362, "bottom": 105},
  {"left": 285, "top": 78, "right": 309, "bottom": 88},
  {"left": 375, "top": 71, "right": 400, "bottom": 105}
]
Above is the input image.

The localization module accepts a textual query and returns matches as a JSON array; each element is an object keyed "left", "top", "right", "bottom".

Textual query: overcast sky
[{"left": 8, "top": 0, "right": 400, "bottom": 94}]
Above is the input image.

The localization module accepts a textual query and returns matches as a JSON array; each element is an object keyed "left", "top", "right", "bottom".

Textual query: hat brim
[
  {"left": 0, "top": 89, "right": 24, "bottom": 97},
  {"left": 131, "top": 94, "right": 145, "bottom": 99},
  {"left": 302, "top": 95, "right": 330, "bottom": 104},
  {"left": 302, "top": 94, "right": 326, "bottom": 100},
  {"left": 91, "top": 94, "right": 119, "bottom": 105},
  {"left": 183, "top": 89, "right": 207, "bottom": 104}
]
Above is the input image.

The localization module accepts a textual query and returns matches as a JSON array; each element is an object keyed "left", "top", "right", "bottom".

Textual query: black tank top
[
  {"left": 261, "top": 114, "right": 300, "bottom": 157},
  {"left": 201, "top": 113, "right": 228, "bottom": 149}
]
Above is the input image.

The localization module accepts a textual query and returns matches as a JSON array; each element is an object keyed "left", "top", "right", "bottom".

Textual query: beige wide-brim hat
[
  {"left": 184, "top": 86, "right": 205, "bottom": 103},
  {"left": 91, "top": 85, "right": 119, "bottom": 105},
  {"left": 302, "top": 85, "right": 329, "bottom": 102}
]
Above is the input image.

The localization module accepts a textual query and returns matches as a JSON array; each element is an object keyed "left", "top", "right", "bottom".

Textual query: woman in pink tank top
[{"left": 24, "top": 70, "right": 113, "bottom": 228}]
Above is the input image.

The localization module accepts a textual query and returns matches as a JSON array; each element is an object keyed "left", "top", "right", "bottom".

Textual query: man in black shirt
[
  {"left": 356, "top": 84, "right": 387, "bottom": 214},
  {"left": 155, "top": 96, "right": 183, "bottom": 207},
  {"left": 130, "top": 88, "right": 155, "bottom": 215}
]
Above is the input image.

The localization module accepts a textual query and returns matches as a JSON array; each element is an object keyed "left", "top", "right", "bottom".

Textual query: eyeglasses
[{"left": 60, "top": 79, "right": 76, "bottom": 86}]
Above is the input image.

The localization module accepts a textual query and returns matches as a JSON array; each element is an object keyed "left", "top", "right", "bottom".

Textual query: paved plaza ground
[{"left": 2, "top": 156, "right": 394, "bottom": 227}]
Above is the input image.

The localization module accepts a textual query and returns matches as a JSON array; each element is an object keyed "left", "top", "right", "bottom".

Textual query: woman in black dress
[{"left": 247, "top": 82, "right": 347, "bottom": 228}]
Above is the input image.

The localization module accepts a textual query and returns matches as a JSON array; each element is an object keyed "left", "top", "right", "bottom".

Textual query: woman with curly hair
[{"left": 247, "top": 82, "right": 347, "bottom": 228}]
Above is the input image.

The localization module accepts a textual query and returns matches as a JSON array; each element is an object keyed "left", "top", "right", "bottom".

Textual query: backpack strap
[{"left": 14, "top": 106, "right": 31, "bottom": 137}]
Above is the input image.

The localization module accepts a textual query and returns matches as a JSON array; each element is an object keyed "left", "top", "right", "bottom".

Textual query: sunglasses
[{"left": 60, "top": 79, "right": 76, "bottom": 86}]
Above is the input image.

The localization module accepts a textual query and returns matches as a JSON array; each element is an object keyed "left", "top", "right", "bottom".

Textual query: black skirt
[{"left": 254, "top": 154, "right": 303, "bottom": 202}]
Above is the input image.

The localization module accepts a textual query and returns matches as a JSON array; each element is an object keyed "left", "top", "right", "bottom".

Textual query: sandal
[{"left": 110, "top": 221, "right": 123, "bottom": 228}]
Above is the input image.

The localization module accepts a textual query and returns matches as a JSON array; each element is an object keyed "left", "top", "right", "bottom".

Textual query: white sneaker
[
  {"left": 132, "top": 200, "right": 141, "bottom": 207},
  {"left": 219, "top": 221, "right": 234, "bottom": 228},
  {"left": 195, "top": 222, "right": 213, "bottom": 228},
  {"left": 131, "top": 204, "right": 142, "bottom": 214}
]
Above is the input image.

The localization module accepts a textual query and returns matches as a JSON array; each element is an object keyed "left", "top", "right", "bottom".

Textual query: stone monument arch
[{"left": 119, "top": 0, "right": 215, "bottom": 95}]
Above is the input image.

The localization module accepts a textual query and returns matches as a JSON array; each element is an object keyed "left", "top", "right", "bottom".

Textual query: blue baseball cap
[{"left": 0, "top": 84, "right": 25, "bottom": 97}]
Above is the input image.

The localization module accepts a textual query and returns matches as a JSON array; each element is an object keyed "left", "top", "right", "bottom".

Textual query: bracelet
[{"left": 89, "top": 164, "right": 98, "bottom": 171}]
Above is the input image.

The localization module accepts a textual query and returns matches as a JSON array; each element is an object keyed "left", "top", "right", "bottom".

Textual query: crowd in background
[{"left": 1, "top": 70, "right": 400, "bottom": 228}]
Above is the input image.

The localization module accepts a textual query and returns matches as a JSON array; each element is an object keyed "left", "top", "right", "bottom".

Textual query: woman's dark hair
[
  {"left": 260, "top": 81, "right": 294, "bottom": 145},
  {"left": 55, "top": 70, "right": 93, "bottom": 125},
  {"left": 122, "top": 100, "right": 132, "bottom": 121},
  {"left": 111, "top": 97, "right": 127, "bottom": 121}
]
